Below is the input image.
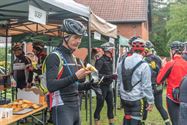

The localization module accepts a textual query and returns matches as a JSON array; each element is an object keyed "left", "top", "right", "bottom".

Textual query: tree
[
  {"left": 150, "top": 1, "right": 170, "bottom": 56},
  {"left": 166, "top": 2, "right": 187, "bottom": 43},
  {"left": 0, "top": 48, "right": 5, "bottom": 61}
]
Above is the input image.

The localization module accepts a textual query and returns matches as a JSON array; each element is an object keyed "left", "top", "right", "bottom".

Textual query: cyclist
[
  {"left": 118, "top": 38, "right": 154, "bottom": 125},
  {"left": 45, "top": 19, "right": 92, "bottom": 125},
  {"left": 157, "top": 41, "right": 187, "bottom": 125},
  {"left": 142, "top": 41, "right": 170, "bottom": 125}
]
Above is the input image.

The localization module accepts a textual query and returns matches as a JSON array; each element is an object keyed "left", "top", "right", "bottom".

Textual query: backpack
[
  {"left": 38, "top": 51, "right": 65, "bottom": 95},
  {"left": 121, "top": 58, "right": 145, "bottom": 92}
]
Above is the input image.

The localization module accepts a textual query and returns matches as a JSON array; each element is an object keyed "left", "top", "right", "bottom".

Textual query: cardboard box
[{"left": 17, "top": 88, "right": 46, "bottom": 104}]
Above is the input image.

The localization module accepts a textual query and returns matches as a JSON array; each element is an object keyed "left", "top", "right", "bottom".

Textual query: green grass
[
  {"left": 8, "top": 89, "right": 168, "bottom": 125},
  {"left": 81, "top": 92, "right": 167, "bottom": 125}
]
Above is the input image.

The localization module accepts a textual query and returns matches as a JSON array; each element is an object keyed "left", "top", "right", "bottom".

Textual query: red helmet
[{"left": 131, "top": 38, "right": 146, "bottom": 52}]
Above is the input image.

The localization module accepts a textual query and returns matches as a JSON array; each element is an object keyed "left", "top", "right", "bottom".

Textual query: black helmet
[
  {"left": 129, "top": 36, "right": 141, "bottom": 45},
  {"left": 145, "top": 40, "right": 154, "bottom": 49},
  {"left": 61, "top": 19, "right": 86, "bottom": 36},
  {"left": 12, "top": 43, "right": 23, "bottom": 51},
  {"left": 170, "top": 41, "right": 184, "bottom": 52},
  {"left": 32, "top": 41, "right": 44, "bottom": 51}
]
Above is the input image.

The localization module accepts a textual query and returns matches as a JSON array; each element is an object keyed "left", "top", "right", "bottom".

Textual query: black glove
[
  {"left": 78, "top": 79, "right": 102, "bottom": 95},
  {"left": 91, "top": 84, "right": 102, "bottom": 95},
  {"left": 103, "top": 74, "right": 118, "bottom": 80},
  {"left": 89, "top": 79, "right": 102, "bottom": 95}
]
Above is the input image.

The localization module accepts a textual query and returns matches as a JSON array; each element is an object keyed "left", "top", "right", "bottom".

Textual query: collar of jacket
[
  {"left": 103, "top": 55, "right": 112, "bottom": 61},
  {"left": 132, "top": 53, "right": 143, "bottom": 59},
  {"left": 37, "top": 51, "right": 46, "bottom": 58},
  {"left": 173, "top": 55, "right": 182, "bottom": 60},
  {"left": 59, "top": 45, "right": 72, "bottom": 54},
  {"left": 16, "top": 53, "right": 25, "bottom": 59}
]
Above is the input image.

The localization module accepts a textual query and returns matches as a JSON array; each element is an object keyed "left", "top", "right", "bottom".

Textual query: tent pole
[
  {"left": 5, "top": 24, "right": 8, "bottom": 75},
  {"left": 4, "top": 22, "right": 9, "bottom": 100},
  {"left": 114, "top": 36, "right": 119, "bottom": 115},
  {"left": 85, "top": 90, "right": 88, "bottom": 121},
  {"left": 113, "top": 39, "right": 116, "bottom": 116},
  {"left": 36, "top": 23, "right": 39, "bottom": 33},
  {"left": 88, "top": 17, "right": 92, "bottom": 125}
]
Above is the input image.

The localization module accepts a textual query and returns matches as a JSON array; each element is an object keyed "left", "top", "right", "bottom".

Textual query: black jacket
[
  {"left": 145, "top": 54, "right": 162, "bottom": 85},
  {"left": 95, "top": 55, "right": 113, "bottom": 86},
  {"left": 179, "top": 76, "right": 187, "bottom": 103},
  {"left": 33, "top": 51, "right": 47, "bottom": 75},
  {"left": 46, "top": 46, "right": 81, "bottom": 103},
  {"left": 13, "top": 54, "right": 33, "bottom": 89}
]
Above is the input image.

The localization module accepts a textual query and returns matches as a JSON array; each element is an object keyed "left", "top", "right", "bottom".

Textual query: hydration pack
[
  {"left": 121, "top": 59, "right": 144, "bottom": 92},
  {"left": 38, "top": 51, "right": 64, "bottom": 95}
]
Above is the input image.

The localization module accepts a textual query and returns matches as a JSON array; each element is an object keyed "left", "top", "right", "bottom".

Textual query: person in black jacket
[
  {"left": 31, "top": 41, "right": 53, "bottom": 123},
  {"left": 94, "top": 47, "right": 117, "bottom": 125},
  {"left": 45, "top": 19, "right": 92, "bottom": 125},
  {"left": 12, "top": 43, "right": 33, "bottom": 89},
  {"left": 142, "top": 41, "right": 170, "bottom": 125},
  {"left": 32, "top": 41, "right": 47, "bottom": 76},
  {"left": 179, "top": 76, "right": 187, "bottom": 125}
]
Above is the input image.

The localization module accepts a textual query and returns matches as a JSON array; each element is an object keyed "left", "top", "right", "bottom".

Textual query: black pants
[
  {"left": 123, "top": 119, "right": 141, "bottom": 125},
  {"left": 94, "top": 85, "right": 114, "bottom": 120},
  {"left": 179, "top": 102, "right": 187, "bottom": 125},
  {"left": 167, "top": 97, "right": 179, "bottom": 125},
  {"left": 122, "top": 100, "right": 142, "bottom": 117},
  {"left": 142, "top": 92, "right": 169, "bottom": 121},
  {"left": 52, "top": 102, "right": 81, "bottom": 125},
  {"left": 121, "top": 99, "right": 142, "bottom": 125}
]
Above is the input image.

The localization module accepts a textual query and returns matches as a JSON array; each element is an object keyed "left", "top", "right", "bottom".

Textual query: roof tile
[{"left": 75, "top": 0, "right": 148, "bottom": 22}]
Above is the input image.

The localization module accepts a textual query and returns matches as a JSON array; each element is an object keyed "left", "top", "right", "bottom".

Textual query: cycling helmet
[
  {"left": 32, "top": 41, "right": 45, "bottom": 51},
  {"left": 61, "top": 19, "right": 86, "bottom": 36},
  {"left": 170, "top": 41, "right": 184, "bottom": 53},
  {"left": 102, "top": 47, "right": 113, "bottom": 52},
  {"left": 12, "top": 43, "right": 23, "bottom": 51},
  {"left": 131, "top": 38, "right": 146, "bottom": 51},
  {"left": 129, "top": 36, "right": 141, "bottom": 46},
  {"left": 145, "top": 40, "right": 154, "bottom": 49}
]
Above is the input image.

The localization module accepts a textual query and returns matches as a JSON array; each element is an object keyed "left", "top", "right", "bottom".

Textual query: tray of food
[
  {"left": 0, "top": 99, "right": 42, "bottom": 114},
  {"left": 13, "top": 108, "right": 33, "bottom": 115}
]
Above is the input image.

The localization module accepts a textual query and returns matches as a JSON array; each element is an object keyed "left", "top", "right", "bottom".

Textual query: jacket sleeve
[
  {"left": 78, "top": 82, "right": 91, "bottom": 91},
  {"left": 142, "top": 64, "right": 154, "bottom": 104},
  {"left": 156, "top": 61, "right": 174, "bottom": 84},
  {"left": 46, "top": 53, "right": 78, "bottom": 92}
]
